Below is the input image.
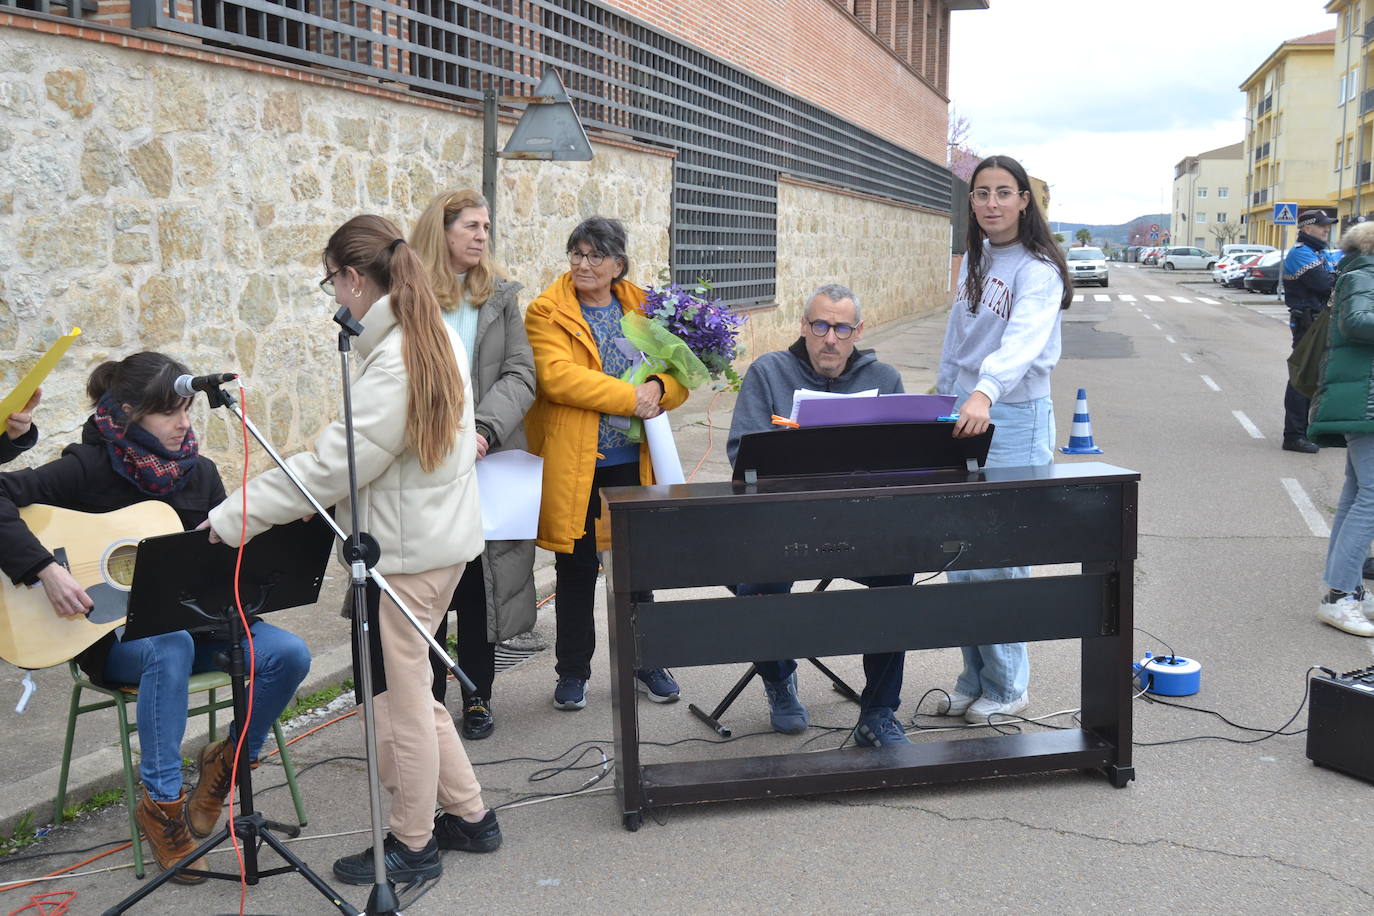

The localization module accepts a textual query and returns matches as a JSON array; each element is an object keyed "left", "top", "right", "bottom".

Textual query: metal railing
[
  {"left": 1359, "top": 160, "right": 1372, "bottom": 184},
  {"left": 0, "top": 0, "right": 97, "bottom": 17},
  {"left": 1252, "top": 189, "right": 1269, "bottom": 206},
  {"left": 1257, "top": 95, "right": 1273, "bottom": 117},
  {"left": 125, "top": 0, "right": 952, "bottom": 307},
  {"left": 1253, "top": 142, "right": 1270, "bottom": 163},
  {"left": 1362, "top": 87, "right": 1374, "bottom": 116}
]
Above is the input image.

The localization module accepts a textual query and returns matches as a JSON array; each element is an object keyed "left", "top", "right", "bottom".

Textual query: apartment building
[
  {"left": 1241, "top": 29, "right": 1337, "bottom": 247},
  {"left": 1172, "top": 143, "right": 1247, "bottom": 252}
]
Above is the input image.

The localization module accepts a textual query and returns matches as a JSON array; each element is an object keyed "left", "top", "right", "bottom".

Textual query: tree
[
  {"left": 1209, "top": 222, "right": 1241, "bottom": 250},
  {"left": 1127, "top": 220, "right": 1152, "bottom": 246},
  {"left": 1053, "top": 232, "right": 1065, "bottom": 243},
  {"left": 1074, "top": 228, "right": 1093, "bottom": 247},
  {"left": 947, "top": 105, "right": 980, "bottom": 181}
]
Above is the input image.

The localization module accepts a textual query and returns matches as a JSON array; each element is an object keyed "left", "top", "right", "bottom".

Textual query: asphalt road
[{"left": 2, "top": 261, "right": 1372, "bottom": 914}]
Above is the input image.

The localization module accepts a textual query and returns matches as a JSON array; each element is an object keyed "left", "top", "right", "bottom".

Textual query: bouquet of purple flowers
[{"left": 641, "top": 279, "right": 748, "bottom": 391}]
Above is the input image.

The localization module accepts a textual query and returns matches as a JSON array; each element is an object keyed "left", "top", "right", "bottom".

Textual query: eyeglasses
[
  {"left": 969, "top": 188, "right": 1025, "bottom": 206},
  {"left": 807, "top": 319, "right": 857, "bottom": 340},
  {"left": 568, "top": 250, "right": 607, "bottom": 267},
  {"left": 319, "top": 266, "right": 344, "bottom": 297}
]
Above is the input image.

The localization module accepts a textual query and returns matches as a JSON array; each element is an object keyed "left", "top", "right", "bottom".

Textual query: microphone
[{"left": 173, "top": 373, "right": 238, "bottom": 398}]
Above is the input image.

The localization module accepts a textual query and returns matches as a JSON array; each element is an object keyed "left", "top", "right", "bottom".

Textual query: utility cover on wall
[{"left": 503, "top": 69, "right": 594, "bottom": 161}]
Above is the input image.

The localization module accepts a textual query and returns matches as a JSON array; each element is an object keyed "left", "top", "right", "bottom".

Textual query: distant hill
[{"left": 1050, "top": 213, "right": 1169, "bottom": 247}]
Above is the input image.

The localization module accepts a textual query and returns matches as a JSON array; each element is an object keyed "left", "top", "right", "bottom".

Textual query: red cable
[
  {"left": 226, "top": 385, "right": 255, "bottom": 914},
  {"left": 6, "top": 890, "right": 75, "bottom": 915}
]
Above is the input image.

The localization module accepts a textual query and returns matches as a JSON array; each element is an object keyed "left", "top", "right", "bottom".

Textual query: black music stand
[
  {"left": 688, "top": 421, "right": 994, "bottom": 736},
  {"left": 102, "top": 518, "right": 358, "bottom": 916}
]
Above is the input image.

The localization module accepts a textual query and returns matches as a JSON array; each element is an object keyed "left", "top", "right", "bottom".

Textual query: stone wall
[
  {"left": 0, "top": 25, "right": 673, "bottom": 481},
  {"left": 753, "top": 176, "right": 950, "bottom": 361}
]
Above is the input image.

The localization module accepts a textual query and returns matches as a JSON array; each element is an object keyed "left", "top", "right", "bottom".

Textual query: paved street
[{"left": 2, "top": 262, "right": 1373, "bottom": 914}]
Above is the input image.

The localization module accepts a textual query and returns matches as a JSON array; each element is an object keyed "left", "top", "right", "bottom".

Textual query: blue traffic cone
[{"left": 1060, "top": 388, "right": 1104, "bottom": 454}]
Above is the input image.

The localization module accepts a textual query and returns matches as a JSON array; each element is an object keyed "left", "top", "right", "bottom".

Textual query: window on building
[
  {"left": 1197, "top": 187, "right": 1208, "bottom": 198},
  {"left": 1353, "top": 66, "right": 1361, "bottom": 102},
  {"left": 1341, "top": 73, "right": 1348, "bottom": 105},
  {"left": 1338, "top": 139, "right": 1346, "bottom": 170},
  {"left": 1218, "top": 187, "right": 1229, "bottom": 198},
  {"left": 1196, "top": 212, "right": 1207, "bottom": 223}
]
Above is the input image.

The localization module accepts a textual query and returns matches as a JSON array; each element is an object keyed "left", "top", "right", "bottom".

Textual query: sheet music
[{"left": 788, "top": 388, "right": 878, "bottom": 422}]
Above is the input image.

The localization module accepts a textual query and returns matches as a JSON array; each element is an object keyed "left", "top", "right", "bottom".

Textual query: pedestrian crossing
[{"left": 1067, "top": 292, "right": 1278, "bottom": 319}]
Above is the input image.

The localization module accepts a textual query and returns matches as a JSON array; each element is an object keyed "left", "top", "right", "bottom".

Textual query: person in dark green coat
[{"left": 1308, "top": 220, "right": 1374, "bottom": 637}]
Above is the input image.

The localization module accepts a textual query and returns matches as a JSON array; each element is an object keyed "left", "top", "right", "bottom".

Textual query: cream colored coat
[{"left": 210, "top": 296, "right": 483, "bottom": 575}]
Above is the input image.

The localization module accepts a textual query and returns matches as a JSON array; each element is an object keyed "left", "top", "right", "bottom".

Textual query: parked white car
[
  {"left": 1161, "top": 246, "right": 1217, "bottom": 270},
  {"left": 1218, "top": 254, "right": 1263, "bottom": 288}
]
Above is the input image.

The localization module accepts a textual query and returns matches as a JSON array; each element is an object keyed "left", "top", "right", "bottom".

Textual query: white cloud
[{"left": 950, "top": 0, "right": 1337, "bottom": 224}]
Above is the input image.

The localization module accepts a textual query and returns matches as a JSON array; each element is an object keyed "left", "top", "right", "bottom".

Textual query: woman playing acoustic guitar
[{"left": 0, "top": 352, "right": 310, "bottom": 883}]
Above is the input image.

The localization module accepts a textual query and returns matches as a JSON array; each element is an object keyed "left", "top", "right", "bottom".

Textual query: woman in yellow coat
[{"left": 525, "top": 216, "right": 689, "bottom": 711}]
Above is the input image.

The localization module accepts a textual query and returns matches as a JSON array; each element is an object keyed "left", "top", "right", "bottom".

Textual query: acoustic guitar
[{"left": 0, "top": 502, "right": 182, "bottom": 669}]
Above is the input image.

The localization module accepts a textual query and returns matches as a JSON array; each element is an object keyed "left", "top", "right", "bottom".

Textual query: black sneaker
[
  {"left": 433, "top": 809, "right": 502, "bottom": 853},
  {"left": 333, "top": 833, "right": 442, "bottom": 886},
  {"left": 1282, "top": 437, "right": 1319, "bottom": 453},
  {"left": 461, "top": 696, "right": 494, "bottom": 740}
]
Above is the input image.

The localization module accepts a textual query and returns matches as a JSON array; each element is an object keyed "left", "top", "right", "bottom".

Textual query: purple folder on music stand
[{"left": 795, "top": 393, "right": 956, "bottom": 427}]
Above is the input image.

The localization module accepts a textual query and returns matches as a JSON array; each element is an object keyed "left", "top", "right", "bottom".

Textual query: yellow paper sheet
[{"left": 1, "top": 328, "right": 81, "bottom": 421}]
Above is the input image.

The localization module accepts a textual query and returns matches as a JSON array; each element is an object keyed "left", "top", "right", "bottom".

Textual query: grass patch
[
  {"left": 0, "top": 785, "right": 127, "bottom": 856},
  {"left": 0, "top": 812, "right": 39, "bottom": 857},
  {"left": 280, "top": 679, "right": 353, "bottom": 722}
]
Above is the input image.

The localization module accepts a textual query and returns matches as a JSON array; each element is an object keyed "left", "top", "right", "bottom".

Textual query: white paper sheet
[
  {"left": 645, "top": 411, "right": 684, "bottom": 484},
  {"left": 475, "top": 449, "right": 544, "bottom": 540},
  {"left": 788, "top": 387, "right": 879, "bottom": 421}
]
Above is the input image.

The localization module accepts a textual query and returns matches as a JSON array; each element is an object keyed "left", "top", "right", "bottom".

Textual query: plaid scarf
[{"left": 94, "top": 393, "right": 199, "bottom": 495}]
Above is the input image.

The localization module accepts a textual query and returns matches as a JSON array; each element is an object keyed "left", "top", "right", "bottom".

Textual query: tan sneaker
[
  {"left": 186, "top": 739, "right": 235, "bottom": 838},
  {"left": 134, "top": 788, "right": 205, "bottom": 884}
]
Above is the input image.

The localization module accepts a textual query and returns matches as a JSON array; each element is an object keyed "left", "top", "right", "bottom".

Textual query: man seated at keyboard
[{"left": 725, "top": 283, "right": 912, "bottom": 746}]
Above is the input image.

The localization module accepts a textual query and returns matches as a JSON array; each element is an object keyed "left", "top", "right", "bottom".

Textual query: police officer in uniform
[{"left": 1282, "top": 210, "right": 1341, "bottom": 453}]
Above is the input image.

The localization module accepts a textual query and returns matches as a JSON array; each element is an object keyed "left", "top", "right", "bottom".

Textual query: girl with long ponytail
[{"left": 207, "top": 214, "right": 501, "bottom": 887}]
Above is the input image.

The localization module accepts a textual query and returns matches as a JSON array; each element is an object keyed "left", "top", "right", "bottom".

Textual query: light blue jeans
[
  {"left": 102, "top": 621, "right": 311, "bottom": 801},
  {"left": 1323, "top": 433, "right": 1374, "bottom": 594},
  {"left": 946, "top": 384, "right": 1055, "bottom": 703}
]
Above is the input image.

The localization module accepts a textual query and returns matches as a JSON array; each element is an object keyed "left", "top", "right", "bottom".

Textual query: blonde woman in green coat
[{"left": 1307, "top": 219, "right": 1374, "bottom": 637}]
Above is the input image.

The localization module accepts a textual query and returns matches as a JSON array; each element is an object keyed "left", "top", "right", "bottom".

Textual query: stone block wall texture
[
  {"left": 0, "top": 26, "right": 673, "bottom": 481},
  {"left": 757, "top": 177, "right": 949, "bottom": 361},
  {"left": 603, "top": 0, "right": 949, "bottom": 162}
]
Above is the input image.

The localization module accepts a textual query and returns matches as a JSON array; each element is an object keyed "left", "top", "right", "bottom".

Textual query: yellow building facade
[
  {"left": 1326, "top": 1, "right": 1374, "bottom": 230},
  {"left": 1241, "top": 29, "right": 1336, "bottom": 248}
]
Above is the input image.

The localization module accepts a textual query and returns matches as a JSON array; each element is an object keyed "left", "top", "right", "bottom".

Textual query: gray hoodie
[{"left": 726, "top": 338, "right": 904, "bottom": 465}]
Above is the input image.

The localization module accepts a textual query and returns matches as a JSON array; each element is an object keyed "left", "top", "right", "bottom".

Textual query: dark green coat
[{"left": 1308, "top": 252, "right": 1374, "bottom": 447}]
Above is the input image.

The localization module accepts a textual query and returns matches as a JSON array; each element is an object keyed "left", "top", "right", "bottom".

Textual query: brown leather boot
[
  {"left": 134, "top": 788, "right": 205, "bottom": 884},
  {"left": 186, "top": 739, "right": 235, "bottom": 838}
]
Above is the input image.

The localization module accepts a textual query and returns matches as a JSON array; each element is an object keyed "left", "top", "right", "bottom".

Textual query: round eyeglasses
[
  {"left": 969, "top": 188, "right": 1025, "bottom": 206},
  {"left": 807, "top": 320, "right": 856, "bottom": 340},
  {"left": 568, "top": 250, "right": 606, "bottom": 267}
]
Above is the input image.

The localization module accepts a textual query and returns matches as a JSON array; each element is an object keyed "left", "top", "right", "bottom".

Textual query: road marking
[
  {"left": 1200, "top": 375, "right": 1220, "bottom": 391},
  {"left": 1072, "top": 294, "right": 1084, "bottom": 303},
  {"left": 1170, "top": 296, "right": 1191, "bottom": 303},
  {"left": 1118, "top": 294, "right": 1137, "bottom": 302},
  {"left": 1145, "top": 295, "right": 1165, "bottom": 302},
  {"left": 1165, "top": 335, "right": 1176, "bottom": 343},
  {"left": 1232, "top": 410, "right": 1264, "bottom": 438},
  {"left": 1282, "top": 478, "right": 1330, "bottom": 537},
  {"left": 1198, "top": 297, "right": 1220, "bottom": 304},
  {"left": 1142, "top": 313, "right": 1151, "bottom": 320},
  {"left": 1180, "top": 353, "right": 1193, "bottom": 363},
  {"left": 1094, "top": 294, "right": 1110, "bottom": 302},
  {"left": 1152, "top": 323, "right": 1162, "bottom": 330}
]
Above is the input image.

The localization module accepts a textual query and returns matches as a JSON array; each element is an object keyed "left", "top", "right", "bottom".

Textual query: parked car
[
  {"left": 1221, "top": 243, "right": 1276, "bottom": 261},
  {"left": 1066, "top": 246, "right": 1109, "bottom": 287},
  {"left": 1161, "top": 246, "right": 1217, "bottom": 270},
  {"left": 1242, "top": 250, "right": 1282, "bottom": 295},
  {"left": 1141, "top": 247, "right": 1162, "bottom": 265},
  {"left": 1211, "top": 255, "right": 1243, "bottom": 283},
  {"left": 1219, "top": 254, "right": 1263, "bottom": 288}
]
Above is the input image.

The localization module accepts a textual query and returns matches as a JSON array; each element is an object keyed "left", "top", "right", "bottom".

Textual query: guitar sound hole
[{"left": 103, "top": 542, "right": 139, "bottom": 590}]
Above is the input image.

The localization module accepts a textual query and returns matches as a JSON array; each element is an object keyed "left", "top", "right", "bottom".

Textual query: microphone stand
[{"left": 195, "top": 307, "right": 478, "bottom": 914}]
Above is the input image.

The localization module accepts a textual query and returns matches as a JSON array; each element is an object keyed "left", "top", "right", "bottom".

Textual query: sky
[{"left": 948, "top": 0, "right": 1339, "bottom": 226}]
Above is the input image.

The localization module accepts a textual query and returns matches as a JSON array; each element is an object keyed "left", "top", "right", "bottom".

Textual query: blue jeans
[
  {"left": 737, "top": 574, "right": 912, "bottom": 714},
  {"left": 103, "top": 621, "right": 311, "bottom": 801},
  {"left": 945, "top": 384, "right": 1055, "bottom": 703},
  {"left": 1323, "top": 433, "right": 1374, "bottom": 594}
]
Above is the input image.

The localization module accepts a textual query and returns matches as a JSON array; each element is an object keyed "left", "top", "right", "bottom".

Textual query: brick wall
[{"left": 599, "top": 0, "right": 949, "bottom": 162}]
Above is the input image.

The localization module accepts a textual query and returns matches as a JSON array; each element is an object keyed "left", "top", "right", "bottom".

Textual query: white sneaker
[
  {"left": 965, "top": 692, "right": 1030, "bottom": 723},
  {"left": 1317, "top": 597, "right": 1374, "bottom": 636},
  {"left": 1354, "top": 587, "right": 1374, "bottom": 622},
  {"left": 937, "top": 689, "right": 978, "bottom": 717}
]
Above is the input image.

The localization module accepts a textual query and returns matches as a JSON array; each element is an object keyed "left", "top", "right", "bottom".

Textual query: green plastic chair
[{"left": 53, "top": 661, "right": 307, "bottom": 878}]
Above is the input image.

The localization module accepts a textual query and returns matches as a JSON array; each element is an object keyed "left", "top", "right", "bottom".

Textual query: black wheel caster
[{"left": 622, "top": 811, "right": 642, "bottom": 831}]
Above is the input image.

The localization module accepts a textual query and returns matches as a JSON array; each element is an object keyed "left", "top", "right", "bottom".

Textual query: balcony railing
[
  {"left": 1253, "top": 142, "right": 1270, "bottom": 163},
  {"left": 1257, "top": 95, "right": 1273, "bottom": 117},
  {"left": 1362, "top": 88, "right": 1374, "bottom": 116},
  {"left": 1359, "top": 161, "right": 1372, "bottom": 184},
  {"left": 1252, "top": 189, "right": 1270, "bottom": 206}
]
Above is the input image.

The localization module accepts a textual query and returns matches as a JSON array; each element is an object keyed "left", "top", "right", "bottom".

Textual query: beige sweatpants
[{"left": 371, "top": 563, "right": 486, "bottom": 849}]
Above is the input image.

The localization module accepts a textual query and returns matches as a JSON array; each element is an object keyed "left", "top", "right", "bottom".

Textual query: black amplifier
[{"left": 1307, "top": 665, "right": 1374, "bottom": 785}]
